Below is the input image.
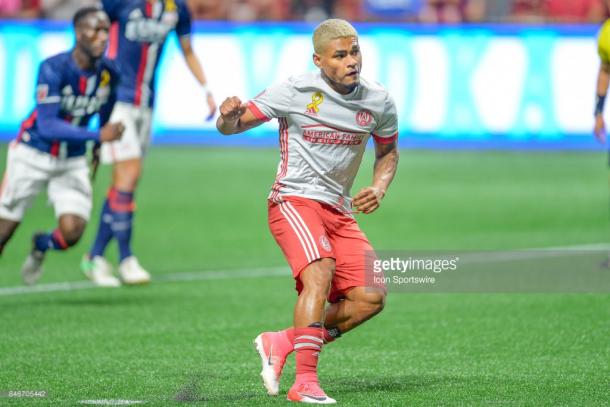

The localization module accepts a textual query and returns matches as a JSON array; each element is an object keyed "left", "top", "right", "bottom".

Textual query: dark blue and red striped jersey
[
  {"left": 18, "top": 51, "right": 119, "bottom": 158},
  {"left": 102, "top": 0, "right": 192, "bottom": 108}
]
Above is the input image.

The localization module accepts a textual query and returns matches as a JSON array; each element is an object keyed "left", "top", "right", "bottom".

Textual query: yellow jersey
[{"left": 598, "top": 19, "right": 610, "bottom": 63}]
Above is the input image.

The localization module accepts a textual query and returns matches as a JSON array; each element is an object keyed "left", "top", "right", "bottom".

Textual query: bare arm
[
  {"left": 352, "top": 140, "right": 399, "bottom": 214},
  {"left": 216, "top": 97, "right": 266, "bottom": 135},
  {"left": 594, "top": 61, "right": 610, "bottom": 143},
  {"left": 179, "top": 36, "right": 217, "bottom": 119}
]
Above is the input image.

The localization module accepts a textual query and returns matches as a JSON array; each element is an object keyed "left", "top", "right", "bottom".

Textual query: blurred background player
[
  {"left": 83, "top": 0, "right": 217, "bottom": 286},
  {"left": 0, "top": 7, "right": 123, "bottom": 284},
  {"left": 217, "top": 19, "right": 399, "bottom": 404},
  {"left": 595, "top": 17, "right": 610, "bottom": 143}
]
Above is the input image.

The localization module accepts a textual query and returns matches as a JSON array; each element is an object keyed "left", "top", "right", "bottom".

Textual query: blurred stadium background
[{"left": 0, "top": 1, "right": 609, "bottom": 406}]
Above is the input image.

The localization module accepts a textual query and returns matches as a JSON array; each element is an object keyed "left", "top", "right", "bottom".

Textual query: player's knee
[
  {"left": 300, "top": 258, "right": 335, "bottom": 297},
  {"left": 113, "top": 160, "right": 141, "bottom": 191},
  {"left": 60, "top": 227, "right": 84, "bottom": 247},
  {"left": 58, "top": 216, "right": 86, "bottom": 247},
  {"left": 362, "top": 290, "right": 386, "bottom": 317}
]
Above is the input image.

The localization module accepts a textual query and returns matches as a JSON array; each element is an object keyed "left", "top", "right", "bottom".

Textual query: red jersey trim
[
  {"left": 247, "top": 101, "right": 271, "bottom": 122},
  {"left": 372, "top": 132, "right": 398, "bottom": 145},
  {"left": 107, "top": 23, "right": 119, "bottom": 59}
]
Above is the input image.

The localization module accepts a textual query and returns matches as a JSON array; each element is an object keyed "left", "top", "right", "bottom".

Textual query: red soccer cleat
[
  {"left": 287, "top": 381, "right": 336, "bottom": 404},
  {"left": 254, "top": 331, "right": 292, "bottom": 395}
]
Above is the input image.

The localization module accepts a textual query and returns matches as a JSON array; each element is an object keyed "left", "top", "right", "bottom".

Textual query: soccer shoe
[
  {"left": 287, "top": 382, "right": 336, "bottom": 404},
  {"left": 81, "top": 255, "right": 121, "bottom": 287},
  {"left": 118, "top": 256, "right": 151, "bottom": 285},
  {"left": 21, "top": 236, "right": 46, "bottom": 286},
  {"left": 254, "top": 332, "right": 290, "bottom": 395}
]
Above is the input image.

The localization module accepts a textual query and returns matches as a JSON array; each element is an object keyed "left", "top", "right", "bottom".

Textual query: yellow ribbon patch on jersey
[
  {"left": 100, "top": 70, "right": 111, "bottom": 88},
  {"left": 306, "top": 92, "right": 324, "bottom": 114},
  {"left": 165, "top": 0, "right": 177, "bottom": 12}
]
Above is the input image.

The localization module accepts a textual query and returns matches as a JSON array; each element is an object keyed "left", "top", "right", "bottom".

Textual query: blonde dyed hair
[{"left": 312, "top": 19, "right": 358, "bottom": 54}]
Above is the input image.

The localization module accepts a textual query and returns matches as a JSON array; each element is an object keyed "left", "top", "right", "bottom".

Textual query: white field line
[
  {"left": 79, "top": 400, "right": 146, "bottom": 406},
  {"left": 0, "top": 243, "right": 609, "bottom": 298},
  {"left": 0, "top": 267, "right": 289, "bottom": 297}
]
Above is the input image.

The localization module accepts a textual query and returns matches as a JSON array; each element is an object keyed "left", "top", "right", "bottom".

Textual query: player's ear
[{"left": 313, "top": 53, "right": 321, "bottom": 68}]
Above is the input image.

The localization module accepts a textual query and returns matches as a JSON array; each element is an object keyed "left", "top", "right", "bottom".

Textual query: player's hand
[
  {"left": 353, "top": 186, "right": 385, "bottom": 214},
  {"left": 220, "top": 96, "right": 247, "bottom": 123},
  {"left": 205, "top": 92, "right": 217, "bottom": 121},
  {"left": 100, "top": 122, "right": 125, "bottom": 143},
  {"left": 594, "top": 114, "right": 606, "bottom": 144}
]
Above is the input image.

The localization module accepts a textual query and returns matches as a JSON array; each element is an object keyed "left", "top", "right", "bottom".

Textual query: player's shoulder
[
  {"left": 42, "top": 51, "right": 71, "bottom": 67},
  {"left": 359, "top": 76, "right": 393, "bottom": 104},
  {"left": 287, "top": 71, "right": 328, "bottom": 92},
  {"left": 100, "top": 57, "right": 120, "bottom": 77},
  {"left": 39, "top": 52, "right": 72, "bottom": 76}
]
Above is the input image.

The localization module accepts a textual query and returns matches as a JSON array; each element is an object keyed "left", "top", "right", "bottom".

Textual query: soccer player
[
  {"left": 217, "top": 19, "right": 399, "bottom": 404},
  {"left": 83, "top": 0, "right": 217, "bottom": 285},
  {"left": 595, "top": 18, "right": 610, "bottom": 143},
  {"left": 0, "top": 7, "right": 124, "bottom": 285}
]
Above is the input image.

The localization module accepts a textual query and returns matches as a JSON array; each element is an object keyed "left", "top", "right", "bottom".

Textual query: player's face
[
  {"left": 77, "top": 12, "right": 111, "bottom": 59},
  {"left": 314, "top": 36, "right": 362, "bottom": 94}
]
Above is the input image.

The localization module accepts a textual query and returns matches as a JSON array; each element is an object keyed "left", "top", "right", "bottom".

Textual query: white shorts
[
  {"left": 101, "top": 101, "right": 153, "bottom": 164},
  {"left": 0, "top": 143, "right": 92, "bottom": 222}
]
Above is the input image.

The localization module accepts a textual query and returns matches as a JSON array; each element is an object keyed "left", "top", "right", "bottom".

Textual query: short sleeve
[
  {"left": 372, "top": 94, "right": 398, "bottom": 144},
  {"left": 248, "top": 80, "right": 294, "bottom": 121},
  {"left": 175, "top": 1, "right": 192, "bottom": 37},
  {"left": 101, "top": 0, "right": 121, "bottom": 21},
  {"left": 36, "top": 60, "right": 62, "bottom": 106}
]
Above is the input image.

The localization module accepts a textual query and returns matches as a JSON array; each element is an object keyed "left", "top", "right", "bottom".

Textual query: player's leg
[
  {"left": 0, "top": 219, "right": 20, "bottom": 256},
  {"left": 261, "top": 197, "right": 336, "bottom": 403},
  {"left": 317, "top": 210, "right": 386, "bottom": 343},
  {"left": 22, "top": 155, "right": 97, "bottom": 285},
  {"left": 89, "top": 102, "right": 149, "bottom": 285},
  {"left": 322, "top": 286, "right": 385, "bottom": 335},
  {"left": 287, "top": 257, "right": 337, "bottom": 404},
  {"left": 267, "top": 211, "right": 386, "bottom": 361},
  {"left": 112, "top": 105, "right": 153, "bottom": 283},
  {"left": 22, "top": 214, "right": 87, "bottom": 285},
  {"left": 0, "top": 143, "right": 47, "bottom": 261}
]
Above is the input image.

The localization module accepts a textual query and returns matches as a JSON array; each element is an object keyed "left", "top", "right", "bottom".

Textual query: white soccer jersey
[{"left": 249, "top": 71, "right": 398, "bottom": 213}]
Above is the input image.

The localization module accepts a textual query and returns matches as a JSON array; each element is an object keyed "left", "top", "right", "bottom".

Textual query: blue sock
[
  {"left": 108, "top": 189, "right": 134, "bottom": 262},
  {"left": 89, "top": 199, "right": 113, "bottom": 258},
  {"left": 34, "top": 230, "right": 69, "bottom": 253}
]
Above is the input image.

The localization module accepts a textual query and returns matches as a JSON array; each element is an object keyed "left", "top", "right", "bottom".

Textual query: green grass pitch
[{"left": 0, "top": 144, "right": 609, "bottom": 405}]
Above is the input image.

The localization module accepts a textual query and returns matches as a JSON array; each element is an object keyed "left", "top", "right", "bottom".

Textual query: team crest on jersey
[
  {"left": 305, "top": 92, "right": 324, "bottom": 116},
  {"left": 356, "top": 109, "right": 372, "bottom": 127},
  {"left": 319, "top": 235, "right": 332, "bottom": 252}
]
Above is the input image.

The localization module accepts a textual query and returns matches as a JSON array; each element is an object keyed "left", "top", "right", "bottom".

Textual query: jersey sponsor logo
[
  {"left": 305, "top": 92, "right": 324, "bottom": 116},
  {"left": 301, "top": 124, "right": 366, "bottom": 145},
  {"left": 125, "top": 9, "right": 175, "bottom": 43},
  {"left": 356, "top": 109, "right": 372, "bottom": 127},
  {"left": 60, "top": 85, "right": 109, "bottom": 118},
  {"left": 319, "top": 235, "right": 331, "bottom": 252}
]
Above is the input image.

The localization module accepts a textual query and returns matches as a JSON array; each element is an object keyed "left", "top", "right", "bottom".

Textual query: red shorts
[{"left": 268, "top": 196, "right": 383, "bottom": 303}]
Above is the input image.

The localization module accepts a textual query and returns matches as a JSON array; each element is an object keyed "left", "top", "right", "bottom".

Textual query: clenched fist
[{"left": 220, "top": 96, "right": 248, "bottom": 123}]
